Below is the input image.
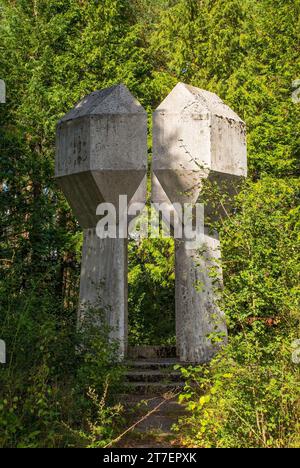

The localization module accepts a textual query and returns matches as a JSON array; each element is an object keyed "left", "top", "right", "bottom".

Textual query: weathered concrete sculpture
[
  {"left": 152, "top": 83, "right": 247, "bottom": 362},
  {"left": 55, "top": 84, "right": 147, "bottom": 357}
]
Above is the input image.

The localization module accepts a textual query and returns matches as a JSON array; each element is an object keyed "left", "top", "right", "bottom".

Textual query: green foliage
[
  {"left": 128, "top": 238, "right": 175, "bottom": 345},
  {"left": 0, "top": 299, "right": 124, "bottom": 448},
  {"left": 174, "top": 177, "right": 300, "bottom": 448},
  {"left": 221, "top": 177, "right": 300, "bottom": 328},
  {"left": 71, "top": 385, "right": 124, "bottom": 448},
  {"left": 175, "top": 335, "right": 300, "bottom": 448}
]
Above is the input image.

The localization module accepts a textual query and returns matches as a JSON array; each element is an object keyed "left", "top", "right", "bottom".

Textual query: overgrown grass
[
  {"left": 0, "top": 298, "right": 125, "bottom": 448},
  {"left": 174, "top": 177, "right": 300, "bottom": 448}
]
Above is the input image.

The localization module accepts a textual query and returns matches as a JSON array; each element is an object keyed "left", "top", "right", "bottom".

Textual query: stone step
[
  {"left": 125, "top": 358, "right": 180, "bottom": 370},
  {"left": 123, "top": 357, "right": 188, "bottom": 395},
  {"left": 125, "top": 381, "right": 186, "bottom": 395},
  {"left": 125, "top": 370, "right": 182, "bottom": 383},
  {"left": 127, "top": 345, "right": 177, "bottom": 360}
]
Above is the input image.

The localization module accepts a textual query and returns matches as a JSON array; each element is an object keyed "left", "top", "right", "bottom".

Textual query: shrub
[
  {"left": 0, "top": 292, "right": 124, "bottom": 448},
  {"left": 175, "top": 177, "right": 300, "bottom": 448}
]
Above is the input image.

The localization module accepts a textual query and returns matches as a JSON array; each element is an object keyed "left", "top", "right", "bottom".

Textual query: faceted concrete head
[
  {"left": 55, "top": 84, "right": 147, "bottom": 228},
  {"left": 152, "top": 83, "right": 247, "bottom": 221}
]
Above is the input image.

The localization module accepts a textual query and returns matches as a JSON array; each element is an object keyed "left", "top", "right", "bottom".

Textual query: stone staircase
[
  {"left": 114, "top": 347, "right": 191, "bottom": 447},
  {"left": 124, "top": 347, "right": 185, "bottom": 395}
]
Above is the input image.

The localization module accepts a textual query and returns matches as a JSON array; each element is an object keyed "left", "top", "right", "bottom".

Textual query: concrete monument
[
  {"left": 55, "top": 84, "right": 147, "bottom": 357},
  {"left": 152, "top": 82, "right": 247, "bottom": 362}
]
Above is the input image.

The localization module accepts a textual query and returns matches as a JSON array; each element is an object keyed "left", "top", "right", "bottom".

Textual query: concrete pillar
[
  {"left": 79, "top": 231, "right": 128, "bottom": 357},
  {"left": 175, "top": 230, "right": 226, "bottom": 363},
  {"left": 152, "top": 83, "right": 247, "bottom": 362},
  {"left": 55, "top": 84, "right": 147, "bottom": 358}
]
